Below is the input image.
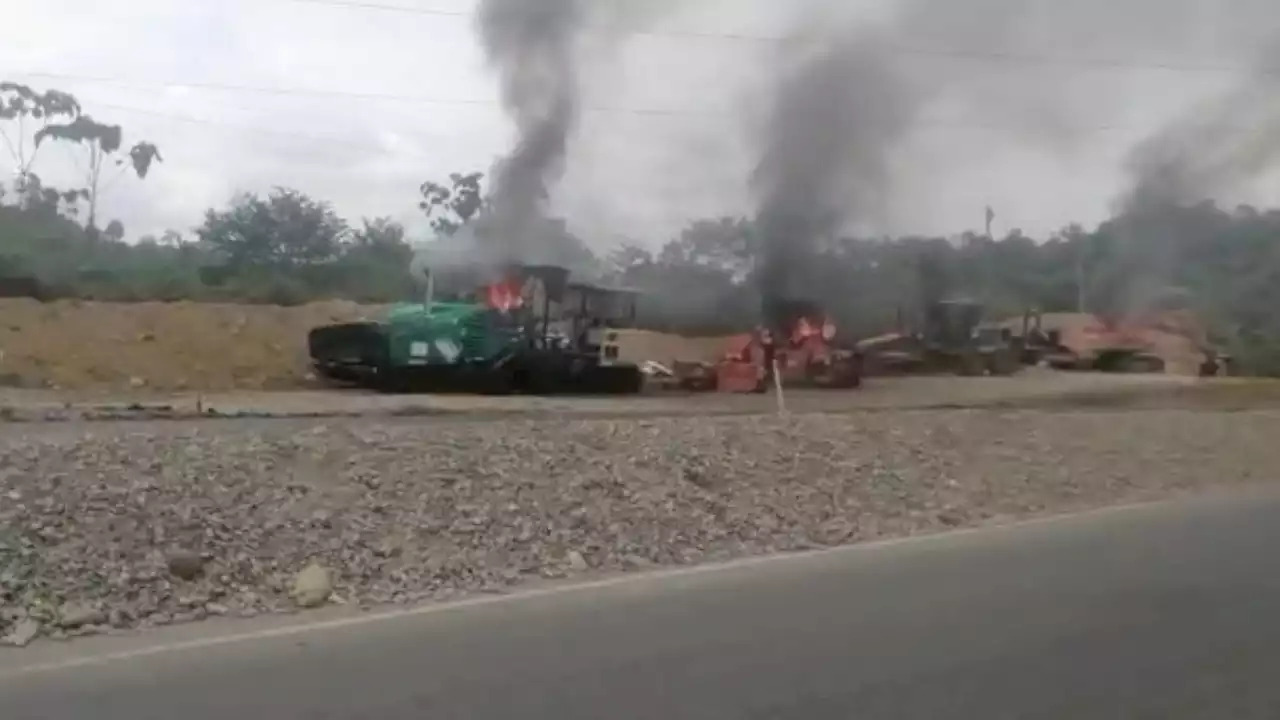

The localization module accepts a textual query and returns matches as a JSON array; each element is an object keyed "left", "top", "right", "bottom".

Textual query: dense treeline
[{"left": 3, "top": 82, "right": 1280, "bottom": 372}]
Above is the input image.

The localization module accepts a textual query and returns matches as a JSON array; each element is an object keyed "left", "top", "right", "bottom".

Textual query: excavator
[
  {"left": 858, "top": 298, "right": 1020, "bottom": 376},
  {"left": 1013, "top": 309, "right": 1166, "bottom": 373}
]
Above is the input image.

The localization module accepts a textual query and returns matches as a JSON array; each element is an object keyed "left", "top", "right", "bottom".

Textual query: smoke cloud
[
  {"left": 472, "top": 0, "right": 584, "bottom": 267},
  {"left": 1124, "top": 43, "right": 1280, "bottom": 209},
  {"left": 1106, "top": 38, "right": 1280, "bottom": 321},
  {"left": 747, "top": 0, "right": 1082, "bottom": 324},
  {"left": 751, "top": 27, "right": 915, "bottom": 325},
  {"left": 749, "top": 1, "right": 1280, "bottom": 325},
  {"left": 471, "top": 0, "right": 698, "bottom": 271},
  {"left": 465, "top": 0, "right": 1280, "bottom": 329}
]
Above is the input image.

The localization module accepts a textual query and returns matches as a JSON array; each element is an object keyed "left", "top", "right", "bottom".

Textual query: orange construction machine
[{"left": 691, "top": 300, "right": 862, "bottom": 393}]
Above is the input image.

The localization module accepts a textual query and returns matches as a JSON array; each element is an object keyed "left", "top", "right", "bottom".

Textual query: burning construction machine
[
  {"left": 1013, "top": 309, "right": 1166, "bottom": 373},
  {"left": 306, "top": 264, "right": 645, "bottom": 395},
  {"left": 859, "top": 298, "right": 1020, "bottom": 376},
  {"left": 692, "top": 299, "right": 862, "bottom": 393}
]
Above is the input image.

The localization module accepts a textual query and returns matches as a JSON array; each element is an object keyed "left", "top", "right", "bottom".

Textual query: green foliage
[
  {"left": 2, "top": 83, "right": 161, "bottom": 232},
  {"left": 419, "top": 171, "right": 485, "bottom": 237},
  {"left": 197, "top": 188, "right": 350, "bottom": 269},
  {"left": 338, "top": 218, "right": 417, "bottom": 302},
  {"left": 0, "top": 83, "right": 80, "bottom": 120},
  {"left": 189, "top": 190, "right": 419, "bottom": 303},
  {"left": 0, "top": 83, "right": 82, "bottom": 159},
  {"left": 40, "top": 116, "right": 161, "bottom": 230},
  {"left": 35, "top": 114, "right": 122, "bottom": 152},
  {"left": 127, "top": 142, "right": 162, "bottom": 178},
  {"left": 2, "top": 82, "right": 1280, "bottom": 376}
]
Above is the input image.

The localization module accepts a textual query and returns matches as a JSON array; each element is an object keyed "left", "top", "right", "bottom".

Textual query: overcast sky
[{"left": 3, "top": 0, "right": 1279, "bottom": 250}]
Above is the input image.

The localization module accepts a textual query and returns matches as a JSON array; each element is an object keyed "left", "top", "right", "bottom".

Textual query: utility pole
[
  {"left": 983, "top": 205, "right": 995, "bottom": 306},
  {"left": 1075, "top": 254, "right": 1086, "bottom": 313}
]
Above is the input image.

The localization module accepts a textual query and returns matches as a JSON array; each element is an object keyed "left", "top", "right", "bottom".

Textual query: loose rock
[
  {"left": 0, "top": 409, "right": 1276, "bottom": 641},
  {"left": 566, "top": 551, "right": 590, "bottom": 573},
  {"left": 622, "top": 554, "right": 653, "bottom": 570},
  {"left": 3, "top": 619, "right": 40, "bottom": 647},
  {"left": 166, "top": 551, "right": 205, "bottom": 581},
  {"left": 57, "top": 602, "right": 105, "bottom": 629},
  {"left": 292, "top": 563, "right": 333, "bottom": 609}
]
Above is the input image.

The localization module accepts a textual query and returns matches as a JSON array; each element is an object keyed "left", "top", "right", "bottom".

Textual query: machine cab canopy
[
  {"left": 925, "top": 298, "right": 985, "bottom": 346},
  {"left": 564, "top": 282, "right": 640, "bottom": 326}
]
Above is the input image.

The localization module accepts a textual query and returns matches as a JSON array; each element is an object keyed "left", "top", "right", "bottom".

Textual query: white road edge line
[{"left": 0, "top": 497, "right": 1179, "bottom": 680}]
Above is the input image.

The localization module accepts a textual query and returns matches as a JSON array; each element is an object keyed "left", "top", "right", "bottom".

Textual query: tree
[
  {"left": 2, "top": 82, "right": 161, "bottom": 229},
  {"left": 159, "top": 229, "right": 186, "bottom": 247},
  {"left": 610, "top": 219, "right": 758, "bottom": 334},
  {"left": 346, "top": 216, "right": 413, "bottom": 271},
  {"left": 656, "top": 216, "right": 757, "bottom": 277},
  {"left": 608, "top": 242, "right": 654, "bottom": 273},
  {"left": 35, "top": 115, "right": 161, "bottom": 233},
  {"left": 196, "top": 188, "right": 349, "bottom": 270},
  {"left": 0, "top": 82, "right": 81, "bottom": 203},
  {"left": 1, "top": 171, "right": 82, "bottom": 218},
  {"left": 352, "top": 216, "right": 407, "bottom": 249},
  {"left": 419, "top": 171, "right": 484, "bottom": 236},
  {"left": 339, "top": 217, "right": 415, "bottom": 302},
  {"left": 102, "top": 219, "right": 125, "bottom": 243}
]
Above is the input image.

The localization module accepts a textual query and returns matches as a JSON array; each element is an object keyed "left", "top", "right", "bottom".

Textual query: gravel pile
[{"left": 2, "top": 410, "right": 1278, "bottom": 646}]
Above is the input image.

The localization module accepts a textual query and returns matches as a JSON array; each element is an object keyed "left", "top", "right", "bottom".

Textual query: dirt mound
[
  {"left": 0, "top": 299, "right": 390, "bottom": 394},
  {"left": 611, "top": 329, "right": 737, "bottom": 367},
  {"left": 0, "top": 301, "right": 737, "bottom": 395}
]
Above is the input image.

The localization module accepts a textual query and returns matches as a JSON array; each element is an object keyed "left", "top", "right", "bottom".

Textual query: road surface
[{"left": 4, "top": 489, "right": 1280, "bottom": 719}]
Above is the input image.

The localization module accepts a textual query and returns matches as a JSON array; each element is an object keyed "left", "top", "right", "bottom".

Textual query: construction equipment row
[{"left": 307, "top": 261, "right": 1217, "bottom": 396}]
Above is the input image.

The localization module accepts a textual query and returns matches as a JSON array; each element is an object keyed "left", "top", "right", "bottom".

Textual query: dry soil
[{"left": 0, "top": 299, "right": 396, "bottom": 394}]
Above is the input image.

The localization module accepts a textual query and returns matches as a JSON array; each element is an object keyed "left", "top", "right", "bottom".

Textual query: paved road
[{"left": 4, "top": 490, "right": 1280, "bottom": 719}]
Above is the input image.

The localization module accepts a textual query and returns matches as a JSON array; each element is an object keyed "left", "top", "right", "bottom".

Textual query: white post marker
[{"left": 772, "top": 359, "right": 786, "bottom": 415}]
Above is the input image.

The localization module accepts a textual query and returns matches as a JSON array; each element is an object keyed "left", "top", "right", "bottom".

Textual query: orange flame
[
  {"left": 485, "top": 278, "right": 524, "bottom": 312},
  {"left": 791, "top": 317, "right": 820, "bottom": 344}
]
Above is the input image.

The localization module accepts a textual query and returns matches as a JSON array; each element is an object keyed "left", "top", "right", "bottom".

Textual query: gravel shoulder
[
  {"left": 0, "top": 371, "right": 1229, "bottom": 423},
  {"left": 2, "top": 407, "right": 1278, "bottom": 648}
]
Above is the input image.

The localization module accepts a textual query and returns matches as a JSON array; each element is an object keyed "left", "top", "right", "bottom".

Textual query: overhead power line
[
  {"left": 5, "top": 3, "right": 1274, "bottom": 120},
  {"left": 10, "top": 70, "right": 707, "bottom": 118},
  {"left": 278, "top": 0, "right": 797, "bottom": 43},
  {"left": 95, "top": 102, "right": 416, "bottom": 154},
  {"left": 0, "top": 69, "right": 1265, "bottom": 136},
  {"left": 72, "top": 98, "right": 1260, "bottom": 142},
  {"left": 279, "top": 0, "right": 1272, "bottom": 78},
  {"left": 7, "top": 81, "right": 1274, "bottom": 143},
  {"left": 280, "top": 0, "right": 470, "bottom": 18}
]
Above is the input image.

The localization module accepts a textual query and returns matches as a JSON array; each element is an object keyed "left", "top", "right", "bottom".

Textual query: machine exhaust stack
[{"left": 422, "top": 268, "right": 435, "bottom": 314}]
